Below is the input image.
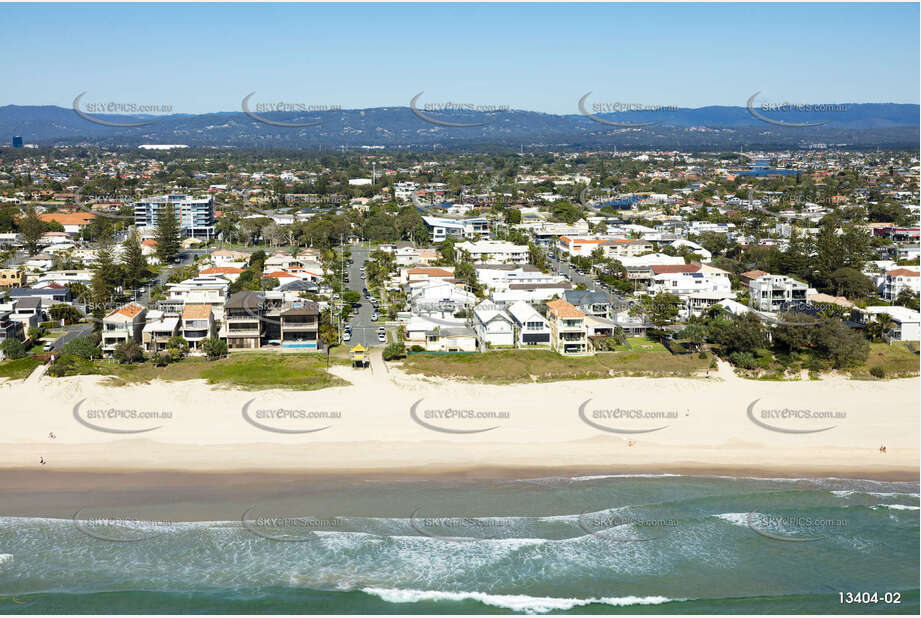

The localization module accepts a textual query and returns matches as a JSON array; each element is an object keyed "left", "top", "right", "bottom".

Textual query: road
[
  {"left": 51, "top": 322, "right": 94, "bottom": 351},
  {"left": 341, "top": 245, "right": 387, "bottom": 348},
  {"left": 543, "top": 246, "right": 629, "bottom": 310}
]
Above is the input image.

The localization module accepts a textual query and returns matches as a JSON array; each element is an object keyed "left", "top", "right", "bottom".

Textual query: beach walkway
[{"left": 25, "top": 363, "right": 49, "bottom": 384}]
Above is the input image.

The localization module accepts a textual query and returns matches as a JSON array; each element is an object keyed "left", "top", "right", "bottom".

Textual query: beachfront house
[
  {"left": 223, "top": 291, "right": 265, "bottom": 350},
  {"left": 507, "top": 301, "right": 551, "bottom": 347},
  {"left": 181, "top": 304, "right": 215, "bottom": 352},
  {"left": 404, "top": 315, "right": 477, "bottom": 352},
  {"left": 141, "top": 310, "right": 181, "bottom": 354},
  {"left": 546, "top": 298, "right": 590, "bottom": 355},
  {"left": 277, "top": 300, "right": 319, "bottom": 351},
  {"left": 102, "top": 302, "right": 147, "bottom": 356},
  {"left": 473, "top": 301, "right": 515, "bottom": 349},
  {"left": 863, "top": 306, "right": 921, "bottom": 342},
  {"left": 749, "top": 274, "right": 809, "bottom": 312}
]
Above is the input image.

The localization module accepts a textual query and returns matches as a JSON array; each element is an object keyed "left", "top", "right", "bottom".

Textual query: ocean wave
[
  {"left": 872, "top": 504, "right": 920, "bottom": 511},
  {"left": 0, "top": 553, "right": 12, "bottom": 565},
  {"left": 831, "top": 490, "right": 920, "bottom": 499},
  {"left": 361, "top": 587, "right": 677, "bottom": 614},
  {"left": 713, "top": 512, "right": 750, "bottom": 527},
  {"left": 569, "top": 474, "right": 682, "bottom": 481}
]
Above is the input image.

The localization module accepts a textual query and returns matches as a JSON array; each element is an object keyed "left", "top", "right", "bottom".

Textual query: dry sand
[{"left": 0, "top": 360, "right": 917, "bottom": 480}]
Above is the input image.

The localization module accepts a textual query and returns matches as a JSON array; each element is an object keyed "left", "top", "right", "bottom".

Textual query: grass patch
[
  {"left": 102, "top": 353, "right": 349, "bottom": 391},
  {"left": 0, "top": 357, "right": 43, "bottom": 380},
  {"left": 400, "top": 340, "right": 709, "bottom": 384},
  {"left": 850, "top": 342, "right": 920, "bottom": 379}
]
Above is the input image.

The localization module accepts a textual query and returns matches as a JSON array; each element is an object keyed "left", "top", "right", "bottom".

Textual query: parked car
[
  {"left": 371, "top": 313, "right": 378, "bottom": 322},
  {"left": 342, "top": 331, "right": 351, "bottom": 342},
  {"left": 43, "top": 342, "right": 55, "bottom": 352},
  {"left": 377, "top": 332, "right": 387, "bottom": 343}
]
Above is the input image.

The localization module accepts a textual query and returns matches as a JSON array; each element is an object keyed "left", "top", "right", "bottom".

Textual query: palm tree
[{"left": 867, "top": 313, "right": 893, "bottom": 343}]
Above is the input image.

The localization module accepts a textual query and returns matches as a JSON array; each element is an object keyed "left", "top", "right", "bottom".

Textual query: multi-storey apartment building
[
  {"left": 556, "top": 236, "right": 653, "bottom": 258},
  {"left": 881, "top": 267, "right": 921, "bottom": 301},
  {"left": 161, "top": 276, "right": 229, "bottom": 321},
  {"left": 422, "top": 216, "right": 490, "bottom": 242},
  {"left": 455, "top": 240, "right": 529, "bottom": 265},
  {"left": 749, "top": 274, "right": 809, "bottom": 312},
  {"left": 133, "top": 194, "right": 215, "bottom": 239}
]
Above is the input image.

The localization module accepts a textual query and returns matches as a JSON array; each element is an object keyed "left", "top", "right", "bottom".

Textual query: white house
[
  {"left": 101, "top": 302, "right": 147, "bottom": 356},
  {"left": 455, "top": 240, "right": 529, "bottom": 265},
  {"left": 507, "top": 301, "right": 551, "bottom": 347},
  {"left": 404, "top": 316, "right": 477, "bottom": 352},
  {"left": 749, "top": 274, "right": 809, "bottom": 312},
  {"left": 880, "top": 267, "right": 921, "bottom": 301},
  {"left": 863, "top": 306, "right": 921, "bottom": 341},
  {"left": 473, "top": 300, "right": 515, "bottom": 349},
  {"left": 668, "top": 238, "right": 712, "bottom": 261}
]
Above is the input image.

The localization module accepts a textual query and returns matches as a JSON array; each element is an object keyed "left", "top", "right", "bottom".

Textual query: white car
[
  {"left": 378, "top": 332, "right": 387, "bottom": 343},
  {"left": 342, "top": 331, "right": 351, "bottom": 342}
]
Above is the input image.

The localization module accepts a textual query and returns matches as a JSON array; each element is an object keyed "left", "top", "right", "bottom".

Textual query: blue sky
[{"left": 2, "top": 2, "right": 918, "bottom": 114}]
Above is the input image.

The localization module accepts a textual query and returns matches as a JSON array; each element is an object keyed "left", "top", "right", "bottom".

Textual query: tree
[
  {"left": 155, "top": 202, "right": 182, "bottom": 264},
  {"left": 505, "top": 208, "right": 521, "bottom": 224},
  {"left": 639, "top": 292, "right": 682, "bottom": 326},
  {"left": 121, "top": 230, "right": 148, "bottom": 290},
  {"left": 113, "top": 340, "right": 144, "bottom": 364},
  {"left": 61, "top": 336, "right": 98, "bottom": 359},
  {"left": 89, "top": 244, "right": 119, "bottom": 324},
  {"left": 865, "top": 313, "right": 893, "bottom": 342},
  {"left": 708, "top": 313, "right": 766, "bottom": 356},
  {"left": 827, "top": 267, "right": 875, "bottom": 300},
  {"left": 679, "top": 322, "right": 708, "bottom": 351},
  {"left": 0, "top": 338, "right": 26, "bottom": 360},
  {"left": 895, "top": 288, "right": 920, "bottom": 311},
  {"left": 19, "top": 205, "right": 45, "bottom": 255},
  {"left": 812, "top": 318, "right": 868, "bottom": 368},
  {"left": 201, "top": 337, "right": 228, "bottom": 360},
  {"left": 49, "top": 303, "right": 83, "bottom": 325},
  {"left": 167, "top": 335, "right": 189, "bottom": 355}
]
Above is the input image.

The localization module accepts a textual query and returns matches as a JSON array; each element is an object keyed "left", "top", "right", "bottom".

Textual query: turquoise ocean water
[{"left": 1, "top": 474, "right": 917, "bottom": 614}]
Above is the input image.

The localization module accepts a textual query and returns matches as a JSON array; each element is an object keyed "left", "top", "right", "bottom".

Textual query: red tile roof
[
  {"left": 888, "top": 268, "right": 920, "bottom": 277},
  {"left": 546, "top": 298, "right": 585, "bottom": 319},
  {"left": 651, "top": 264, "right": 701, "bottom": 275}
]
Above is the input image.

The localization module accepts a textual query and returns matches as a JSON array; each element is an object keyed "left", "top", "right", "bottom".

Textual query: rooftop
[{"left": 546, "top": 298, "right": 585, "bottom": 319}]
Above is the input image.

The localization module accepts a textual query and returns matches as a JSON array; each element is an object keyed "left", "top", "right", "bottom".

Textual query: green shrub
[
  {"left": 61, "top": 336, "right": 99, "bottom": 360},
  {"left": 0, "top": 338, "right": 27, "bottom": 360},
  {"left": 383, "top": 342, "right": 406, "bottom": 361},
  {"left": 201, "top": 337, "right": 228, "bottom": 360},
  {"left": 869, "top": 366, "right": 885, "bottom": 379}
]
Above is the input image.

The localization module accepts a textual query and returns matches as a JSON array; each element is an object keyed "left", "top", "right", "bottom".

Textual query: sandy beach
[{"left": 0, "top": 359, "right": 917, "bottom": 481}]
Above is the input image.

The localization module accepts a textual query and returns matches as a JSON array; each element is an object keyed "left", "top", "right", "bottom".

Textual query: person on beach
[
  {"left": 39, "top": 457, "right": 45, "bottom": 465},
  {"left": 879, "top": 445, "right": 887, "bottom": 453},
  {"left": 48, "top": 432, "right": 55, "bottom": 439}
]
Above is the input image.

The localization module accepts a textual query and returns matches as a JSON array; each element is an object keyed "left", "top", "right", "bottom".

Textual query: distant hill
[{"left": 0, "top": 103, "right": 917, "bottom": 150}]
